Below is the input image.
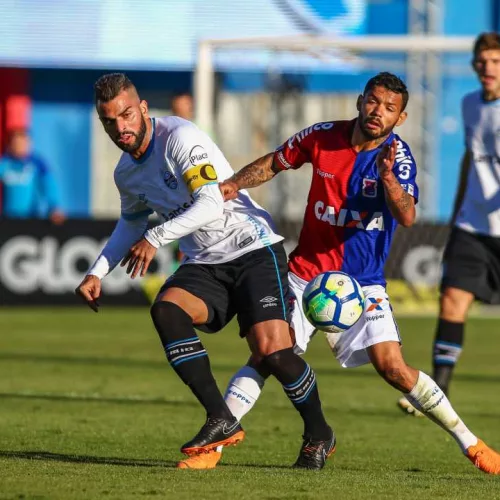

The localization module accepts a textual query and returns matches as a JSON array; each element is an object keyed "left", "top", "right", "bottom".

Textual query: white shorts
[{"left": 289, "top": 272, "right": 401, "bottom": 368}]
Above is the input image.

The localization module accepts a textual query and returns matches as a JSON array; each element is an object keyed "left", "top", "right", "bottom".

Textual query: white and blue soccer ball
[{"left": 302, "top": 271, "right": 365, "bottom": 333}]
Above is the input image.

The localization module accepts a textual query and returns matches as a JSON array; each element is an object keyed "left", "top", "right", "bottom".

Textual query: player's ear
[
  {"left": 396, "top": 111, "right": 407, "bottom": 127},
  {"left": 356, "top": 95, "right": 363, "bottom": 111},
  {"left": 140, "top": 99, "right": 149, "bottom": 117}
]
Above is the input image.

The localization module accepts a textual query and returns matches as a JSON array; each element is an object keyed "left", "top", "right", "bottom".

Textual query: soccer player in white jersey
[
  {"left": 400, "top": 32, "right": 500, "bottom": 407},
  {"left": 75, "top": 73, "right": 334, "bottom": 470}
]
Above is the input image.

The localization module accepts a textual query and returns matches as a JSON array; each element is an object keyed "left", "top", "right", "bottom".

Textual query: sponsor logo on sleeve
[
  {"left": 395, "top": 140, "right": 414, "bottom": 180},
  {"left": 287, "top": 122, "right": 334, "bottom": 150},
  {"left": 189, "top": 145, "right": 209, "bottom": 166},
  {"left": 400, "top": 183, "right": 415, "bottom": 196},
  {"left": 277, "top": 150, "right": 293, "bottom": 169},
  {"left": 183, "top": 163, "right": 218, "bottom": 193}
]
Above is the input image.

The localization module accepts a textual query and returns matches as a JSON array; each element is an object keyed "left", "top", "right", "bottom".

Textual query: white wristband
[
  {"left": 144, "top": 230, "right": 161, "bottom": 248},
  {"left": 86, "top": 255, "right": 110, "bottom": 280}
]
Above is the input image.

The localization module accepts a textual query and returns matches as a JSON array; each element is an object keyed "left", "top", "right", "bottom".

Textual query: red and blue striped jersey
[{"left": 274, "top": 119, "right": 419, "bottom": 287}]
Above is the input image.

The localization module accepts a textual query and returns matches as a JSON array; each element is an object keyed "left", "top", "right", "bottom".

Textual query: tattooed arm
[
  {"left": 377, "top": 139, "right": 416, "bottom": 227},
  {"left": 220, "top": 152, "right": 281, "bottom": 201},
  {"left": 381, "top": 175, "right": 416, "bottom": 227}
]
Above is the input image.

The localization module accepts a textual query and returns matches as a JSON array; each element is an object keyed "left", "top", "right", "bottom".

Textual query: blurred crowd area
[{"left": 0, "top": 0, "right": 498, "bottom": 307}]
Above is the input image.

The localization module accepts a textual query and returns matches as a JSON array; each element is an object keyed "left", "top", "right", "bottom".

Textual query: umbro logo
[
  {"left": 260, "top": 296, "right": 278, "bottom": 308},
  {"left": 260, "top": 296, "right": 277, "bottom": 303}
]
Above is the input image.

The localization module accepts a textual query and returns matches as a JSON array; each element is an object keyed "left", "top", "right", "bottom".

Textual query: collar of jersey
[
  {"left": 480, "top": 93, "right": 500, "bottom": 106},
  {"left": 131, "top": 118, "right": 156, "bottom": 164},
  {"left": 354, "top": 130, "right": 395, "bottom": 157}
]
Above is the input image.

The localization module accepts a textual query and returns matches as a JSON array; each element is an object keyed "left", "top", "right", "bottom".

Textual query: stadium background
[
  {"left": 2, "top": 3, "right": 500, "bottom": 498},
  {"left": 0, "top": 0, "right": 498, "bottom": 310}
]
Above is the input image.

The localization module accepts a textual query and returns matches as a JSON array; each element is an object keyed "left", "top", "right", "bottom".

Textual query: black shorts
[
  {"left": 441, "top": 227, "right": 500, "bottom": 304},
  {"left": 159, "top": 242, "right": 290, "bottom": 334}
]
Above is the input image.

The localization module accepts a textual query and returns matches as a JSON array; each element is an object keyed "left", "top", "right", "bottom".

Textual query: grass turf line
[{"left": 0, "top": 308, "right": 500, "bottom": 499}]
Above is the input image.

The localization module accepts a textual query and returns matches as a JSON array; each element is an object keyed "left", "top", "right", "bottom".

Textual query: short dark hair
[
  {"left": 363, "top": 72, "right": 409, "bottom": 111},
  {"left": 172, "top": 91, "right": 192, "bottom": 100},
  {"left": 473, "top": 32, "right": 500, "bottom": 60},
  {"left": 94, "top": 73, "right": 135, "bottom": 104}
]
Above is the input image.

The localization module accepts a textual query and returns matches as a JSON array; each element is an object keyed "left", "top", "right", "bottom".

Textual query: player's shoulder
[
  {"left": 288, "top": 119, "right": 348, "bottom": 146},
  {"left": 392, "top": 133, "right": 411, "bottom": 149},
  {"left": 303, "top": 120, "right": 347, "bottom": 136},
  {"left": 461, "top": 90, "right": 484, "bottom": 113},
  {"left": 392, "top": 134, "right": 416, "bottom": 162},
  {"left": 157, "top": 116, "right": 204, "bottom": 144},
  {"left": 462, "top": 90, "right": 482, "bottom": 105}
]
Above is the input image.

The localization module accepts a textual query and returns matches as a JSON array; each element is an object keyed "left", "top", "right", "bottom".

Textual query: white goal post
[{"left": 195, "top": 35, "right": 474, "bottom": 135}]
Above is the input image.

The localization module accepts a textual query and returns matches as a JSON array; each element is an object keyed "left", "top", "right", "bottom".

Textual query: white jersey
[
  {"left": 456, "top": 90, "right": 500, "bottom": 237},
  {"left": 88, "top": 116, "right": 282, "bottom": 279}
]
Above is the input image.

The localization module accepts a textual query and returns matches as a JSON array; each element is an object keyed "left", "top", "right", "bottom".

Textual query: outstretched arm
[
  {"left": 220, "top": 153, "right": 281, "bottom": 200},
  {"left": 75, "top": 214, "right": 149, "bottom": 311}
]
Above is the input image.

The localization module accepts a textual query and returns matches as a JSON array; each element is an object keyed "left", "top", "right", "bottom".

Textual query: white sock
[
  {"left": 405, "top": 371, "right": 477, "bottom": 452},
  {"left": 224, "top": 365, "right": 266, "bottom": 422}
]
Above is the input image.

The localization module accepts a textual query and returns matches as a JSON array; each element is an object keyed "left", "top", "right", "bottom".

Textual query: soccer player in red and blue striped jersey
[{"left": 179, "top": 73, "right": 500, "bottom": 473}]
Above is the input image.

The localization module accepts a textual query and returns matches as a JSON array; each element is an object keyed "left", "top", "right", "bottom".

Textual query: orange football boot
[
  {"left": 177, "top": 450, "right": 223, "bottom": 469},
  {"left": 466, "top": 439, "right": 500, "bottom": 474}
]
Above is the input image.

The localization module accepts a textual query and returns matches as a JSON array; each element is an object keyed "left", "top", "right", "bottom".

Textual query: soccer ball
[{"left": 302, "top": 271, "right": 365, "bottom": 333}]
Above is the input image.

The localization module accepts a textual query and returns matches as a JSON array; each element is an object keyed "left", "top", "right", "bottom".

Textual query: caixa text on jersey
[{"left": 314, "top": 201, "right": 385, "bottom": 231}]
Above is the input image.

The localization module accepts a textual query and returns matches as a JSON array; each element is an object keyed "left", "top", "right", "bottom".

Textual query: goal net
[{"left": 194, "top": 35, "right": 478, "bottom": 313}]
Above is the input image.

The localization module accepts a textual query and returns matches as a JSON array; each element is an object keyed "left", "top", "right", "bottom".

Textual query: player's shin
[
  {"left": 432, "top": 319, "right": 464, "bottom": 395},
  {"left": 150, "top": 301, "right": 233, "bottom": 420},
  {"left": 224, "top": 365, "right": 266, "bottom": 421},
  {"left": 264, "top": 348, "right": 332, "bottom": 441},
  {"left": 404, "top": 371, "right": 477, "bottom": 451}
]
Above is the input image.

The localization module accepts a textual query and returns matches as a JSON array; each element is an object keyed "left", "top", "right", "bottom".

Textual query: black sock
[
  {"left": 150, "top": 301, "right": 232, "bottom": 420},
  {"left": 264, "top": 348, "right": 331, "bottom": 441},
  {"left": 432, "top": 318, "right": 464, "bottom": 396}
]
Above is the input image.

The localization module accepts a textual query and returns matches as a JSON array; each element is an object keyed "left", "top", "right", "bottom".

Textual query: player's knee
[
  {"left": 248, "top": 322, "right": 292, "bottom": 358},
  {"left": 254, "top": 337, "right": 291, "bottom": 358},
  {"left": 440, "top": 289, "right": 470, "bottom": 322},
  {"left": 150, "top": 301, "right": 193, "bottom": 343},
  {"left": 262, "top": 348, "right": 290, "bottom": 372}
]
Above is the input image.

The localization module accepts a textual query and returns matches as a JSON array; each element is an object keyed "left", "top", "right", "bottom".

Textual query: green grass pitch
[{"left": 0, "top": 308, "right": 499, "bottom": 499}]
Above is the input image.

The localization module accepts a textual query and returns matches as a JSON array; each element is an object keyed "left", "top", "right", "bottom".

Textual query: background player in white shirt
[
  {"left": 75, "top": 73, "right": 334, "bottom": 470},
  {"left": 400, "top": 33, "right": 500, "bottom": 407}
]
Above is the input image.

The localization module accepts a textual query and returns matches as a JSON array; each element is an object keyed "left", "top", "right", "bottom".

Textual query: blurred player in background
[
  {"left": 171, "top": 91, "right": 216, "bottom": 140},
  {"left": 181, "top": 72, "right": 500, "bottom": 474},
  {"left": 171, "top": 92, "right": 194, "bottom": 121},
  {"left": 0, "top": 128, "right": 65, "bottom": 223},
  {"left": 75, "top": 73, "right": 334, "bottom": 470},
  {"left": 424, "top": 32, "right": 500, "bottom": 400}
]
